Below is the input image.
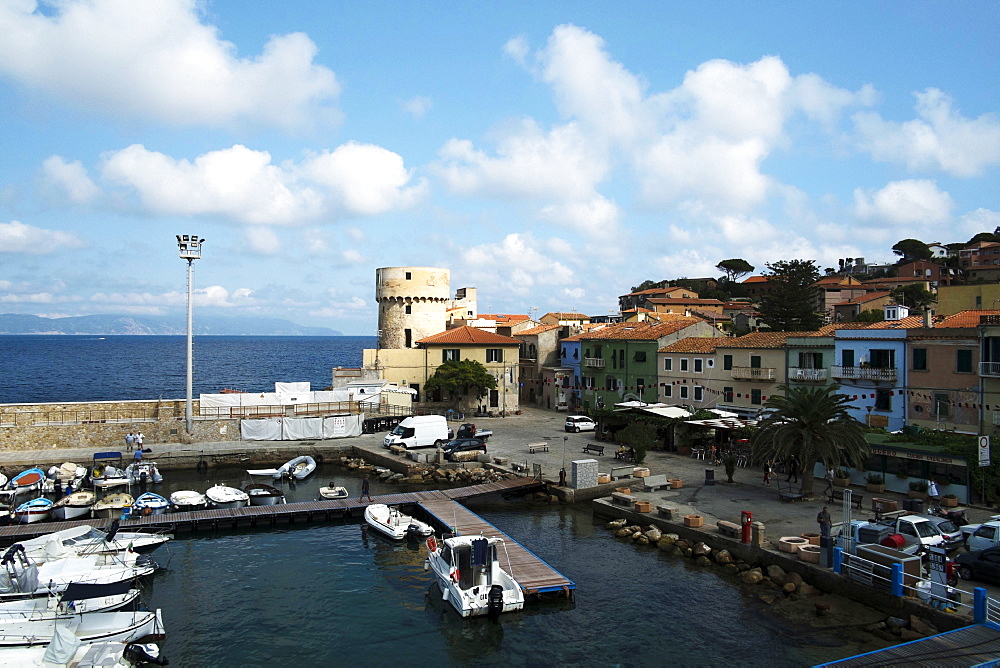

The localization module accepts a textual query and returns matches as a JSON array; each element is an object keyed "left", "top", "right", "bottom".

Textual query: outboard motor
[
  {"left": 135, "top": 554, "right": 158, "bottom": 571},
  {"left": 1, "top": 544, "right": 27, "bottom": 568},
  {"left": 106, "top": 519, "right": 121, "bottom": 544},
  {"left": 406, "top": 524, "right": 422, "bottom": 539},
  {"left": 123, "top": 642, "right": 170, "bottom": 666},
  {"left": 487, "top": 584, "right": 504, "bottom": 619}
]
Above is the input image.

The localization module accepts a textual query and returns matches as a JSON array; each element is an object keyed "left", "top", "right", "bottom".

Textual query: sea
[{"left": 1, "top": 336, "right": 870, "bottom": 666}]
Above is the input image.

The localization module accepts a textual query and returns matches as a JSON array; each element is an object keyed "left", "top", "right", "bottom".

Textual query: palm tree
[{"left": 750, "top": 384, "right": 869, "bottom": 496}]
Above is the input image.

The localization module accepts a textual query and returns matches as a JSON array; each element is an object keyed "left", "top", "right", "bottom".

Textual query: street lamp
[
  {"left": 561, "top": 435, "right": 568, "bottom": 486},
  {"left": 177, "top": 234, "right": 204, "bottom": 435}
]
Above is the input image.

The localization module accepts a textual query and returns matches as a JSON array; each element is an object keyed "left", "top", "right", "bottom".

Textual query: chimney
[{"left": 924, "top": 308, "right": 934, "bottom": 328}]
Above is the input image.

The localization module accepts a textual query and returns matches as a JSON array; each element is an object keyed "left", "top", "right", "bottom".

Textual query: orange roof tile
[
  {"left": 836, "top": 291, "right": 892, "bottom": 306},
  {"left": 579, "top": 319, "right": 703, "bottom": 341},
  {"left": 937, "top": 310, "right": 1000, "bottom": 328},
  {"left": 659, "top": 337, "right": 723, "bottom": 353},
  {"left": 514, "top": 324, "right": 562, "bottom": 336},
  {"left": 715, "top": 331, "right": 812, "bottom": 349},
  {"left": 646, "top": 297, "right": 726, "bottom": 306},
  {"left": 417, "top": 326, "right": 521, "bottom": 345},
  {"left": 742, "top": 276, "right": 769, "bottom": 284},
  {"left": 542, "top": 312, "right": 589, "bottom": 320}
]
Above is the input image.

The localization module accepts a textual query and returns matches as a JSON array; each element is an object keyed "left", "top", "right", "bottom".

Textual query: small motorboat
[
  {"left": 125, "top": 462, "right": 163, "bottom": 485},
  {"left": 0, "top": 585, "right": 141, "bottom": 619},
  {"left": 424, "top": 534, "right": 525, "bottom": 618},
  {"left": 206, "top": 484, "right": 249, "bottom": 509},
  {"left": 14, "top": 496, "right": 53, "bottom": 524},
  {"left": 7, "top": 468, "right": 46, "bottom": 495},
  {"left": 0, "top": 544, "right": 157, "bottom": 601},
  {"left": 364, "top": 504, "right": 433, "bottom": 541},
  {"left": 50, "top": 490, "right": 98, "bottom": 521},
  {"left": 2, "top": 639, "right": 167, "bottom": 668},
  {"left": 0, "top": 608, "right": 164, "bottom": 647},
  {"left": 243, "top": 483, "right": 285, "bottom": 506},
  {"left": 318, "top": 484, "right": 349, "bottom": 500},
  {"left": 133, "top": 492, "right": 170, "bottom": 516},
  {"left": 18, "top": 523, "right": 171, "bottom": 558},
  {"left": 169, "top": 490, "right": 207, "bottom": 512},
  {"left": 91, "top": 493, "right": 134, "bottom": 519},
  {"left": 274, "top": 455, "right": 316, "bottom": 481},
  {"left": 48, "top": 462, "right": 88, "bottom": 488},
  {"left": 91, "top": 465, "right": 130, "bottom": 490}
]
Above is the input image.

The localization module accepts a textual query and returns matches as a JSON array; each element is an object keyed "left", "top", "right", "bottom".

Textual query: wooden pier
[
  {"left": 0, "top": 477, "right": 545, "bottom": 545},
  {"left": 419, "top": 497, "right": 576, "bottom": 597}
]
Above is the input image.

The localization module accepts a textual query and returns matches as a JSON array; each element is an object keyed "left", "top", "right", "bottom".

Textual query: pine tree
[{"left": 758, "top": 259, "right": 823, "bottom": 331}]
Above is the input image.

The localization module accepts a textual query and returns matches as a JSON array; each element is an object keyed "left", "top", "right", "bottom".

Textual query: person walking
[
  {"left": 359, "top": 474, "right": 372, "bottom": 502},
  {"left": 786, "top": 454, "right": 800, "bottom": 484},
  {"left": 817, "top": 506, "right": 832, "bottom": 538},
  {"left": 927, "top": 479, "right": 940, "bottom": 504},
  {"left": 824, "top": 465, "right": 835, "bottom": 494},
  {"left": 125, "top": 432, "right": 134, "bottom": 452},
  {"left": 762, "top": 461, "right": 772, "bottom": 486}
]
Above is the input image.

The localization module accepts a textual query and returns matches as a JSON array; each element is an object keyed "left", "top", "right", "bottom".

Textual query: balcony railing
[
  {"left": 584, "top": 357, "right": 605, "bottom": 368},
  {"left": 831, "top": 365, "right": 897, "bottom": 382},
  {"left": 731, "top": 366, "right": 776, "bottom": 381},
  {"left": 788, "top": 367, "right": 828, "bottom": 382},
  {"left": 981, "top": 361, "right": 1000, "bottom": 377}
]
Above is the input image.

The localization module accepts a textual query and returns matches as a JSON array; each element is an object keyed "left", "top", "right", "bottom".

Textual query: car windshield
[
  {"left": 936, "top": 521, "right": 958, "bottom": 533},
  {"left": 916, "top": 522, "right": 941, "bottom": 538}
]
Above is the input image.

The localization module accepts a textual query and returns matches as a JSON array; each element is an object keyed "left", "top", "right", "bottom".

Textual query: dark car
[
  {"left": 441, "top": 437, "right": 487, "bottom": 461},
  {"left": 956, "top": 546, "right": 1000, "bottom": 584}
]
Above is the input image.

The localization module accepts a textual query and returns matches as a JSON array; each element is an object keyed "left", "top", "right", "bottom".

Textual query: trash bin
[
  {"left": 903, "top": 498, "right": 924, "bottom": 513},
  {"left": 705, "top": 468, "right": 715, "bottom": 486},
  {"left": 820, "top": 536, "right": 833, "bottom": 567}
]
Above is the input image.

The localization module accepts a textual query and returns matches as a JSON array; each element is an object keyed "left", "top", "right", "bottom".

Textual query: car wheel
[
  {"left": 958, "top": 565, "right": 973, "bottom": 581},
  {"left": 434, "top": 440, "right": 443, "bottom": 447},
  {"left": 575, "top": 426, "right": 580, "bottom": 433}
]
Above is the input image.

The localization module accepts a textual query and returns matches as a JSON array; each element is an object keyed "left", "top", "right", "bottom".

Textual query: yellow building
[{"left": 937, "top": 284, "right": 1000, "bottom": 316}]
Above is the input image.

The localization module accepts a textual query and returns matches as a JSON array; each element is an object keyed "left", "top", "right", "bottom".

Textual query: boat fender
[
  {"left": 426, "top": 536, "right": 437, "bottom": 552},
  {"left": 142, "top": 506, "right": 152, "bottom": 516},
  {"left": 450, "top": 568, "right": 461, "bottom": 584}
]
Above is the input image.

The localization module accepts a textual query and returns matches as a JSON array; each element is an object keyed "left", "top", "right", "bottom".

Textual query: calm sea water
[{"left": 0, "top": 335, "right": 376, "bottom": 404}]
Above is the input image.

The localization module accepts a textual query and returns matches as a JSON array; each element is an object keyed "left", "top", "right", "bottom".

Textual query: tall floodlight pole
[{"left": 176, "top": 235, "right": 204, "bottom": 435}]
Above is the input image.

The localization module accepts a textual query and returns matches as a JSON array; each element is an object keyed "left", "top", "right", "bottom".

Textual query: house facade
[
  {"left": 906, "top": 328, "right": 979, "bottom": 433},
  {"left": 515, "top": 324, "right": 567, "bottom": 410},
  {"left": 832, "top": 329, "right": 908, "bottom": 431}
]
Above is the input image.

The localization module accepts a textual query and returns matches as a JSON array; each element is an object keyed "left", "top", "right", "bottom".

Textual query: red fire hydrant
[{"left": 741, "top": 510, "right": 752, "bottom": 544}]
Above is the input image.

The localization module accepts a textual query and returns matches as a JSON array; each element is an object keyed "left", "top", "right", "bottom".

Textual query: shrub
[
  {"left": 835, "top": 467, "right": 850, "bottom": 479},
  {"left": 909, "top": 479, "right": 930, "bottom": 492},
  {"left": 865, "top": 472, "right": 885, "bottom": 485}
]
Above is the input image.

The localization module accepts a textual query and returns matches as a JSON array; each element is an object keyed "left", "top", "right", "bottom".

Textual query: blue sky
[{"left": 1, "top": 1, "right": 997, "bottom": 334}]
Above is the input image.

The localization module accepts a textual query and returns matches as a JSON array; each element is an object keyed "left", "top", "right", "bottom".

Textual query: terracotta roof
[
  {"left": 835, "top": 291, "right": 892, "bottom": 306},
  {"left": 579, "top": 319, "right": 703, "bottom": 341},
  {"left": 514, "top": 324, "right": 562, "bottom": 336},
  {"left": 659, "top": 337, "right": 723, "bottom": 354},
  {"left": 417, "top": 326, "right": 520, "bottom": 345},
  {"left": 742, "top": 276, "right": 769, "bottom": 284},
  {"left": 646, "top": 297, "right": 726, "bottom": 306},
  {"left": 715, "top": 331, "right": 812, "bottom": 349},
  {"left": 542, "top": 312, "right": 589, "bottom": 320},
  {"left": 938, "top": 310, "right": 1000, "bottom": 328},
  {"left": 861, "top": 316, "right": 927, "bottom": 329},
  {"left": 479, "top": 313, "right": 531, "bottom": 324}
]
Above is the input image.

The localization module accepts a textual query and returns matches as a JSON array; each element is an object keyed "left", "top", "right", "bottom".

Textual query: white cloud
[
  {"left": 0, "top": 0, "right": 340, "bottom": 131},
  {"left": 245, "top": 227, "right": 281, "bottom": 255},
  {"left": 538, "top": 195, "right": 620, "bottom": 237},
  {"left": 40, "top": 156, "right": 100, "bottom": 203},
  {"left": 401, "top": 96, "right": 432, "bottom": 120},
  {"left": 853, "top": 179, "right": 954, "bottom": 225},
  {"left": 460, "top": 233, "right": 575, "bottom": 296},
  {"left": 0, "top": 220, "right": 84, "bottom": 254},
  {"left": 854, "top": 88, "right": 1000, "bottom": 176},
  {"left": 502, "top": 35, "right": 529, "bottom": 66},
  {"left": 302, "top": 142, "right": 426, "bottom": 216},
  {"left": 958, "top": 208, "right": 1000, "bottom": 238}
]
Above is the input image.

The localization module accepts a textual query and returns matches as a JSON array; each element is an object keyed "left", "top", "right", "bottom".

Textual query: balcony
[
  {"left": 830, "top": 365, "right": 897, "bottom": 382},
  {"left": 732, "top": 366, "right": 776, "bottom": 381},
  {"left": 584, "top": 357, "right": 605, "bottom": 368},
  {"left": 788, "top": 367, "right": 828, "bottom": 382},
  {"left": 981, "top": 361, "right": 1000, "bottom": 377}
]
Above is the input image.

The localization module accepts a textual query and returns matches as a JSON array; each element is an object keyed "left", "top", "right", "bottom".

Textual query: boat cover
[
  {"left": 42, "top": 619, "right": 82, "bottom": 664},
  {"left": 472, "top": 538, "right": 490, "bottom": 567},
  {"left": 60, "top": 580, "right": 133, "bottom": 602}
]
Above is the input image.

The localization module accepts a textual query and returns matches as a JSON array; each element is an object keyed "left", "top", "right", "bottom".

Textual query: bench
[
  {"left": 528, "top": 442, "right": 549, "bottom": 454},
  {"left": 776, "top": 480, "right": 804, "bottom": 503},
  {"left": 657, "top": 505, "right": 677, "bottom": 519},
  {"left": 643, "top": 474, "right": 671, "bottom": 491},
  {"left": 583, "top": 443, "right": 605, "bottom": 456},
  {"left": 611, "top": 491, "right": 633, "bottom": 506},
  {"left": 828, "top": 487, "right": 864, "bottom": 509},
  {"left": 610, "top": 465, "right": 632, "bottom": 481},
  {"left": 389, "top": 445, "right": 406, "bottom": 455},
  {"left": 717, "top": 520, "right": 741, "bottom": 539}
]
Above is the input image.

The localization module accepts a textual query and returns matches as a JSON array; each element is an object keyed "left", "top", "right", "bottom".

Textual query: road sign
[{"left": 980, "top": 435, "right": 991, "bottom": 467}]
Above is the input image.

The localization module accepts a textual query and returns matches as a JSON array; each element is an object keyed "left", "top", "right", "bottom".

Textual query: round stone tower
[{"left": 376, "top": 267, "right": 451, "bottom": 349}]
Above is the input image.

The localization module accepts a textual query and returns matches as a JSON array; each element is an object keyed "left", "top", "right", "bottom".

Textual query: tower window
[
  {"left": 405, "top": 272, "right": 412, "bottom": 280},
  {"left": 405, "top": 305, "right": 412, "bottom": 314}
]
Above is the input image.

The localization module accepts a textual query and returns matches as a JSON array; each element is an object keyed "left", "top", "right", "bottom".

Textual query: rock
[
  {"left": 786, "top": 572, "right": 804, "bottom": 588},
  {"left": 645, "top": 527, "right": 662, "bottom": 542},
  {"left": 675, "top": 539, "right": 691, "bottom": 551},
  {"left": 608, "top": 519, "right": 628, "bottom": 529},
  {"left": 635, "top": 535, "right": 650, "bottom": 545},
  {"left": 798, "top": 582, "right": 820, "bottom": 597},
  {"left": 886, "top": 617, "right": 908, "bottom": 630},
  {"left": 615, "top": 528, "right": 632, "bottom": 538},
  {"left": 900, "top": 628, "right": 924, "bottom": 642},
  {"left": 864, "top": 622, "right": 886, "bottom": 632},
  {"left": 736, "top": 562, "right": 752, "bottom": 572},
  {"left": 741, "top": 569, "right": 763, "bottom": 585},
  {"left": 684, "top": 548, "right": 693, "bottom": 558},
  {"left": 631, "top": 531, "right": 644, "bottom": 541},
  {"left": 910, "top": 615, "right": 937, "bottom": 636},
  {"left": 664, "top": 533, "right": 680, "bottom": 543},
  {"left": 758, "top": 594, "right": 777, "bottom": 605},
  {"left": 657, "top": 536, "right": 676, "bottom": 549},
  {"left": 715, "top": 549, "right": 734, "bottom": 565},
  {"left": 766, "top": 565, "right": 787, "bottom": 585},
  {"left": 783, "top": 582, "right": 797, "bottom": 594},
  {"left": 692, "top": 542, "right": 712, "bottom": 557},
  {"left": 548, "top": 495, "right": 560, "bottom": 504},
  {"left": 723, "top": 563, "right": 739, "bottom": 573},
  {"left": 696, "top": 555, "right": 712, "bottom": 567}
]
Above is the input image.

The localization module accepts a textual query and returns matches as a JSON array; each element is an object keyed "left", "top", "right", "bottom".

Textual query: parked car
[
  {"left": 919, "top": 515, "right": 965, "bottom": 551},
  {"left": 874, "top": 515, "right": 946, "bottom": 553},
  {"left": 956, "top": 546, "right": 1000, "bottom": 585},
  {"left": 564, "top": 416, "right": 596, "bottom": 433},
  {"left": 456, "top": 423, "right": 492, "bottom": 440},
  {"left": 441, "top": 438, "right": 487, "bottom": 461},
  {"left": 963, "top": 520, "right": 1000, "bottom": 552}
]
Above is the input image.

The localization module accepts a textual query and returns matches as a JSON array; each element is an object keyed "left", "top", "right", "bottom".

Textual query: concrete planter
[
  {"left": 597, "top": 473, "right": 611, "bottom": 484},
  {"left": 941, "top": 495, "right": 958, "bottom": 507},
  {"left": 668, "top": 478, "right": 682, "bottom": 489},
  {"left": 798, "top": 544, "right": 821, "bottom": 563},
  {"left": 683, "top": 514, "right": 703, "bottom": 527},
  {"left": 778, "top": 536, "right": 808, "bottom": 553},
  {"left": 834, "top": 477, "right": 851, "bottom": 488},
  {"left": 633, "top": 467, "right": 650, "bottom": 477},
  {"left": 634, "top": 500, "right": 652, "bottom": 513},
  {"left": 908, "top": 490, "right": 928, "bottom": 500},
  {"left": 801, "top": 532, "right": 821, "bottom": 546},
  {"left": 866, "top": 483, "right": 885, "bottom": 493}
]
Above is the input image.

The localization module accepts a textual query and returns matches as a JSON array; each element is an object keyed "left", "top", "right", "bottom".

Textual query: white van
[{"left": 383, "top": 415, "right": 450, "bottom": 450}]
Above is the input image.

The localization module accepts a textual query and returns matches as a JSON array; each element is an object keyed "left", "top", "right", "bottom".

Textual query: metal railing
[
  {"left": 584, "top": 358, "right": 605, "bottom": 368},
  {"left": 831, "top": 365, "right": 897, "bottom": 382},
  {"left": 980, "top": 361, "right": 1000, "bottom": 377},
  {"left": 0, "top": 407, "right": 167, "bottom": 427},
  {"left": 731, "top": 366, "right": 776, "bottom": 381},
  {"left": 788, "top": 367, "right": 827, "bottom": 382}
]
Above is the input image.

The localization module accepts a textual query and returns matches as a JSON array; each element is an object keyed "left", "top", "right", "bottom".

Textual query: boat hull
[
  {"left": 425, "top": 536, "right": 525, "bottom": 618},
  {"left": 15, "top": 509, "right": 51, "bottom": 524},
  {"left": 364, "top": 504, "right": 433, "bottom": 541}
]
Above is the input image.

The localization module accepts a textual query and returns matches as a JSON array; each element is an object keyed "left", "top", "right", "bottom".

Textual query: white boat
[
  {"left": 14, "top": 497, "right": 52, "bottom": 524},
  {"left": 18, "top": 524, "right": 171, "bottom": 559},
  {"left": 0, "top": 474, "right": 7, "bottom": 489},
  {"left": 318, "top": 485, "right": 348, "bottom": 500},
  {"left": 0, "top": 638, "right": 167, "bottom": 668},
  {"left": 0, "top": 547, "right": 156, "bottom": 601},
  {"left": 363, "top": 504, "right": 433, "bottom": 541},
  {"left": 48, "top": 462, "right": 88, "bottom": 488},
  {"left": 50, "top": 490, "right": 98, "bottom": 521},
  {"left": 205, "top": 484, "right": 249, "bottom": 509},
  {"left": 91, "top": 493, "right": 133, "bottom": 520},
  {"left": 124, "top": 462, "right": 162, "bottom": 485},
  {"left": 274, "top": 455, "right": 316, "bottom": 481},
  {"left": 6, "top": 468, "right": 46, "bottom": 496},
  {"left": 132, "top": 493, "right": 169, "bottom": 516},
  {"left": 0, "top": 608, "right": 164, "bottom": 647},
  {"left": 243, "top": 483, "right": 285, "bottom": 506},
  {"left": 0, "top": 584, "right": 140, "bottom": 619},
  {"left": 91, "top": 465, "right": 130, "bottom": 490},
  {"left": 424, "top": 534, "right": 525, "bottom": 618},
  {"left": 169, "top": 490, "right": 207, "bottom": 512}
]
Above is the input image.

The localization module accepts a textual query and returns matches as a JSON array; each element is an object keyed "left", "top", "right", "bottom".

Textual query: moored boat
[
  {"left": 14, "top": 497, "right": 53, "bottom": 524},
  {"left": 364, "top": 504, "right": 433, "bottom": 541},
  {"left": 169, "top": 490, "right": 207, "bottom": 512},
  {"left": 0, "top": 608, "right": 164, "bottom": 647},
  {"left": 318, "top": 484, "right": 349, "bottom": 500},
  {"left": 7, "top": 468, "right": 46, "bottom": 496},
  {"left": 91, "top": 465, "right": 130, "bottom": 490},
  {"left": 424, "top": 534, "right": 525, "bottom": 618},
  {"left": 243, "top": 483, "right": 285, "bottom": 506},
  {"left": 50, "top": 490, "right": 98, "bottom": 521},
  {"left": 133, "top": 492, "right": 169, "bottom": 516},
  {"left": 205, "top": 484, "right": 249, "bottom": 509},
  {"left": 0, "top": 545, "right": 157, "bottom": 601},
  {"left": 274, "top": 455, "right": 316, "bottom": 480},
  {"left": 18, "top": 523, "right": 171, "bottom": 559},
  {"left": 91, "top": 493, "right": 134, "bottom": 520},
  {"left": 0, "top": 584, "right": 141, "bottom": 619},
  {"left": 0, "top": 638, "right": 168, "bottom": 667},
  {"left": 125, "top": 462, "right": 163, "bottom": 485}
]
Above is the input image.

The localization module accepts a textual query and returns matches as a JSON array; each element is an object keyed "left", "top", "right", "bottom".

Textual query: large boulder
[
  {"left": 741, "top": 569, "right": 764, "bottom": 585},
  {"left": 798, "top": 582, "right": 820, "bottom": 597},
  {"left": 786, "top": 572, "right": 804, "bottom": 588},
  {"left": 615, "top": 527, "right": 632, "bottom": 538},
  {"left": 714, "top": 549, "right": 734, "bottom": 565},
  {"left": 634, "top": 534, "right": 650, "bottom": 545},
  {"left": 910, "top": 615, "right": 937, "bottom": 636},
  {"left": 608, "top": 519, "right": 628, "bottom": 529},
  {"left": 696, "top": 555, "right": 712, "bottom": 567},
  {"left": 657, "top": 535, "right": 677, "bottom": 549},
  {"left": 692, "top": 542, "right": 712, "bottom": 557},
  {"left": 766, "top": 565, "right": 787, "bottom": 585},
  {"left": 645, "top": 527, "right": 662, "bottom": 542}
]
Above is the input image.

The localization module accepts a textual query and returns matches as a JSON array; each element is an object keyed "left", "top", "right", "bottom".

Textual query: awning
[
  {"left": 613, "top": 401, "right": 668, "bottom": 409},
  {"left": 684, "top": 418, "right": 759, "bottom": 429},
  {"left": 638, "top": 406, "right": 694, "bottom": 419}
]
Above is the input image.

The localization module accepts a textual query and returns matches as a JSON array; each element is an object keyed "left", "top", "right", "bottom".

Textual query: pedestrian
[
  {"left": 64, "top": 482, "right": 73, "bottom": 496},
  {"left": 817, "top": 506, "right": 832, "bottom": 538},
  {"left": 125, "top": 432, "right": 134, "bottom": 452},
  {"left": 762, "top": 461, "right": 772, "bottom": 486},
  {"left": 359, "top": 474, "right": 372, "bottom": 502},
  {"left": 927, "top": 479, "right": 940, "bottom": 503},
  {"left": 135, "top": 431, "right": 144, "bottom": 451},
  {"left": 824, "top": 465, "right": 835, "bottom": 494},
  {"left": 786, "top": 454, "right": 800, "bottom": 483},
  {"left": 134, "top": 448, "right": 143, "bottom": 462}
]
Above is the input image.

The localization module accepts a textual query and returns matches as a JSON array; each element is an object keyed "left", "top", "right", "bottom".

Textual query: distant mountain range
[{"left": 0, "top": 313, "right": 342, "bottom": 336}]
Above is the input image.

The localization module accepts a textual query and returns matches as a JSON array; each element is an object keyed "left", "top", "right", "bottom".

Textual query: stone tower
[{"left": 376, "top": 267, "right": 451, "bottom": 349}]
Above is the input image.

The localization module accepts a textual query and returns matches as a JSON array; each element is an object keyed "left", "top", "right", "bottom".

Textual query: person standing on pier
[
  {"left": 125, "top": 432, "right": 134, "bottom": 452},
  {"left": 360, "top": 474, "right": 372, "bottom": 502},
  {"left": 135, "top": 431, "right": 144, "bottom": 451},
  {"left": 817, "top": 506, "right": 832, "bottom": 538},
  {"left": 786, "top": 454, "right": 800, "bottom": 484}
]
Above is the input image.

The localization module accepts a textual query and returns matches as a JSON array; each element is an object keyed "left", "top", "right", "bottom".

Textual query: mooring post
[
  {"left": 974, "top": 587, "right": 987, "bottom": 624},
  {"left": 891, "top": 563, "right": 903, "bottom": 597},
  {"left": 832, "top": 546, "right": 843, "bottom": 574}
]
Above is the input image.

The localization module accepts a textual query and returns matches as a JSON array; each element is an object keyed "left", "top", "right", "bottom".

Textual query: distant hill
[{"left": 0, "top": 313, "right": 342, "bottom": 336}]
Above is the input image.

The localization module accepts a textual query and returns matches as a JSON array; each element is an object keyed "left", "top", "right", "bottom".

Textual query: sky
[{"left": 0, "top": 1, "right": 997, "bottom": 335}]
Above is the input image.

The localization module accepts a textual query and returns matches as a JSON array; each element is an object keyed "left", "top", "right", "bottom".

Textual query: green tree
[
  {"left": 617, "top": 421, "right": 657, "bottom": 465},
  {"left": 968, "top": 228, "right": 1000, "bottom": 244},
  {"left": 890, "top": 284, "right": 936, "bottom": 311},
  {"left": 751, "top": 385, "right": 870, "bottom": 496},
  {"left": 630, "top": 279, "right": 668, "bottom": 292},
  {"left": 424, "top": 359, "right": 497, "bottom": 407},
  {"left": 853, "top": 308, "right": 885, "bottom": 323},
  {"left": 891, "top": 238, "right": 932, "bottom": 262},
  {"left": 757, "top": 259, "right": 823, "bottom": 331},
  {"left": 716, "top": 258, "right": 755, "bottom": 282}
]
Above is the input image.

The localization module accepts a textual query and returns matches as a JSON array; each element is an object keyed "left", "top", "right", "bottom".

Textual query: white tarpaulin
[
  {"left": 313, "top": 389, "right": 351, "bottom": 403},
  {"left": 241, "top": 418, "right": 283, "bottom": 440},
  {"left": 240, "top": 414, "right": 364, "bottom": 440},
  {"left": 324, "top": 415, "right": 362, "bottom": 438},
  {"left": 282, "top": 417, "right": 325, "bottom": 440},
  {"left": 639, "top": 406, "right": 693, "bottom": 419},
  {"left": 275, "top": 382, "right": 311, "bottom": 394},
  {"left": 201, "top": 392, "right": 279, "bottom": 410}
]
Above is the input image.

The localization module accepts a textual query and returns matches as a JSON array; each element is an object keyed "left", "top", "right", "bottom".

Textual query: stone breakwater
[{"left": 339, "top": 455, "right": 519, "bottom": 486}]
